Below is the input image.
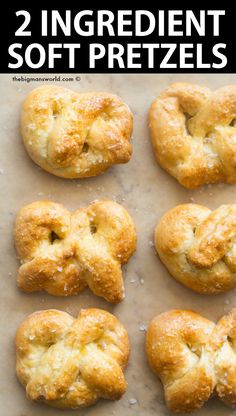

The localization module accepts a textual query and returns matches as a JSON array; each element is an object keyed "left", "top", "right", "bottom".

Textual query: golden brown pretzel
[
  {"left": 155, "top": 204, "right": 236, "bottom": 294},
  {"left": 16, "top": 308, "right": 130, "bottom": 409},
  {"left": 146, "top": 309, "right": 236, "bottom": 413},
  {"left": 14, "top": 200, "right": 136, "bottom": 302},
  {"left": 21, "top": 85, "right": 133, "bottom": 178},
  {"left": 149, "top": 82, "right": 236, "bottom": 188}
]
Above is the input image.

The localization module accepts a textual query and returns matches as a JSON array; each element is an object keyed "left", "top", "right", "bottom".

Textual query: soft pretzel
[
  {"left": 146, "top": 309, "right": 236, "bottom": 413},
  {"left": 16, "top": 308, "right": 130, "bottom": 409},
  {"left": 14, "top": 200, "right": 136, "bottom": 302},
  {"left": 155, "top": 204, "right": 236, "bottom": 294},
  {"left": 149, "top": 82, "right": 236, "bottom": 188},
  {"left": 21, "top": 85, "right": 133, "bottom": 178}
]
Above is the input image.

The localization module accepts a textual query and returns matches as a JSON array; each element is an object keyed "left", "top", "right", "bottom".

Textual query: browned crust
[
  {"left": 149, "top": 82, "right": 236, "bottom": 188},
  {"left": 16, "top": 308, "right": 130, "bottom": 409},
  {"left": 21, "top": 85, "right": 133, "bottom": 178},
  {"left": 146, "top": 309, "right": 236, "bottom": 413},
  {"left": 155, "top": 203, "right": 236, "bottom": 294},
  {"left": 14, "top": 199, "right": 136, "bottom": 302}
]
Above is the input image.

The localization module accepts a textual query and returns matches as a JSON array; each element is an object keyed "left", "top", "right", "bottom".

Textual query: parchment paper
[{"left": 1, "top": 73, "right": 236, "bottom": 416}]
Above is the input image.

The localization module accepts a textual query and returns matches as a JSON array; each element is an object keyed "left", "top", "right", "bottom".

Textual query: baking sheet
[{"left": 1, "top": 73, "right": 236, "bottom": 416}]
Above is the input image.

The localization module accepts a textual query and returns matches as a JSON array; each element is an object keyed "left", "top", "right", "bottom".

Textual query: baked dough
[
  {"left": 146, "top": 309, "right": 236, "bottom": 413},
  {"left": 21, "top": 85, "right": 133, "bottom": 178},
  {"left": 155, "top": 204, "right": 236, "bottom": 294},
  {"left": 14, "top": 199, "right": 136, "bottom": 302},
  {"left": 149, "top": 82, "right": 236, "bottom": 188},
  {"left": 16, "top": 308, "right": 130, "bottom": 409}
]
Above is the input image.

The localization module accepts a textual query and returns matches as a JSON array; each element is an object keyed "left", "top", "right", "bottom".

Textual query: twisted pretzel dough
[
  {"left": 21, "top": 86, "right": 133, "bottom": 178},
  {"left": 155, "top": 204, "right": 236, "bottom": 294},
  {"left": 149, "top": 82, "right": 236, "bottom": 188},
  {"left": 16, "top": 308, "right": 130, "bottom": 409},
  {"left": 14, "top": 200, "right": 136, "bottom": 302},
  {"left": 146, "top": 309, "right": 236, "bottom": 413}
]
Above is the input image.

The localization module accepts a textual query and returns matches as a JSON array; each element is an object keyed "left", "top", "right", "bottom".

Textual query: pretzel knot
[
  {"left": 155, "top": 204, "right": 236, "bottom": 294},
  {"left": 16, "top": 308, "right": 130, "bottom": 409},
  {"left": 149, "top": 82, "right": 236, "bottom": 188},
  {"left": 146, "top": 309, "right": 236, "bottom": 413},
  {"left": 21, "top": 85, "right": 133, "bottom": 178},
  {"left": 14, "top": 200, "right": 136, "bottom": 303}
]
